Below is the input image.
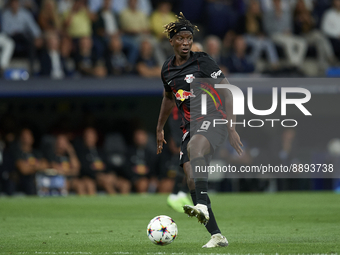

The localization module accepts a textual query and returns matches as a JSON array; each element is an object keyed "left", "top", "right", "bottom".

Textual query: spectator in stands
[
  {"left": 263, "top": 0, "right": 307, "bottom": 67},
  {"left": 276, "top": 128, "right": 299, "bottom": 164},
  {"left": 224, "top": 36, "right": 255, "bottom": 73},
  {"left": 106, "top": 34, "right": 131, "bottom": 75},
  {"left": 270, "top": 128, "right": 301, "bottom": 190},
  {"left": 62, "top": 0, "right": 96, "bottom": 57},
  {"left": 2, "top": 0, "right": 43, "bottom": 74},
  {"left": 321, "top": 0, "right": 340, "bottom": 60},
  {"left": 204, "top": 35, "right": 228, "bottom": 74},
  {"left": 294, "top": 0, "right": 336, "bottom": 71},
  {"left": 76, "top": 127, "right": 130, "bottom": 195},
  {"left": 113, "top": 0, "right": 152, "bottom": 16},
  {"left": 76, "top": 36, "right": 107, "bottom": 77},
  {"left": 57, "top": 0, "right": 73, "bottom": 14},
  {"left": 22, "top": 0, "right": 39, "bottom": 14},
  {"left": 191, "top": 42, "right": 203, "bottom": 52},
  {"left": 119, "top": 0, "right": 150, "bottom": 65},
  {"left": 14, "top": 128, "right": 48, "bottom": 195},
  {"left": 221, "top": 30, "right": 236, "bottom": 59},
  {"left": 120, "top": 0, "right": 150, "bottom": 38},
  {"left": 260, "top": 0, "right": 295, "bottom": 12},
  {"left": 92, "top": 0, "right": 119, "bottom": 60},
  {"left": 0, "top": 31, "right": 15, "bottom": 76},
  {"left": 150, "top": 1, "right": 176, "bottom": 58},
  {"left": 205, "top": 0, "right": 246, "bottom": 38},
  {"left": 38, "top": 0, "right": 61, "bottom": 33},
  {"left": 75, "top": 127, "right": 107, "bottom": 195},
  {"left": 136, "top": 37, "right": 161, "bottom": 78},
  {"left": 47, "top": 134, "right": 80, "bottom": 194},
  {"left": 313, "top": 0, "right": 332, "bottom": 28},
  {"left": 127, "top": 128, "right": 156, "bottom": 193},
  {"left": 237, "top": 0, "right": 279, "bottom": 69},
  {"left": 89, "top": 0, "right": 152, "bottom": 16},
  {"left": 219, "top": 140, "right": 258, "bottom": 192},
  {"left": 39, "top": 31, "right": 72, "bottom": 79},
  {"left": 150, "top": 1, "right": 175, "bottom": 41}
]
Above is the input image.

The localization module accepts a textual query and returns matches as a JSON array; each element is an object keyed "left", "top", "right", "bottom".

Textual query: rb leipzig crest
[{"left": 184, "top": 74, "right": 195, "bottom": 83}]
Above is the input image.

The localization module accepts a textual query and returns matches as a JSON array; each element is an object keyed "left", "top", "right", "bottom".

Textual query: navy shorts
[{"left": 179, "top": 117, "right": 228, "bottom": 167}]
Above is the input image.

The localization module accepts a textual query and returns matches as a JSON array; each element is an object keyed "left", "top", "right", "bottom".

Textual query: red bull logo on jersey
[
  {"left": 184, "top": 74, "right": 195, "bottom": 83},
  {"left": 175, "top": 89, "right": 196, "bottom": 101}
]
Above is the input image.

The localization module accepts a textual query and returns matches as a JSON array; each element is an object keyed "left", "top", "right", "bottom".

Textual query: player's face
[{"left": 170, "top": 31, "right": 193, "bottom": 58}]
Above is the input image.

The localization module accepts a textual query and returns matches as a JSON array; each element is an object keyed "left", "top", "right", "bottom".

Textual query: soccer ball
[{"left": 147, "top": 215, "right": 178, "bottom": 245}]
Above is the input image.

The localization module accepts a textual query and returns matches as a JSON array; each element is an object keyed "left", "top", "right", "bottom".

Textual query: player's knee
[
  {"left": 187, "top": 143, "right": 205, "bottom": 159},
  {"left": 187, "top": 137, "right": 210, "bottom": 159}
]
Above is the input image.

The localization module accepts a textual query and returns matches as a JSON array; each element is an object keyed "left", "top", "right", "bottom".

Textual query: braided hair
[{"left": 163, "top": 12, "right": 199, "bottom": 39}]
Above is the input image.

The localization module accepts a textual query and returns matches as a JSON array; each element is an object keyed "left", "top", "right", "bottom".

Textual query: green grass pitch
[{"left": 0, "top": 192, "right": 339, "bottom": 255}]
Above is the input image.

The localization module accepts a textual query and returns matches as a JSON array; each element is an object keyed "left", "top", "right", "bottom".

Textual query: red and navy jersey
[{"left": 161, "top": 51, "right": 227, "bottom": 132}]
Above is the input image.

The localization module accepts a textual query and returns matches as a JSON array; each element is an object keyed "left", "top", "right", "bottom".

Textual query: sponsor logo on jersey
[
  {"left": 167, "top": 80, "right": 172, "bottom": 85},
  {"left": 211, "top": 70, "right": 222, "bottom": 79},
  {"left": 179, "top": 151, "right": 183, "bottom": 160},
  {"left": 175, "top": 89, "right": 196, "bottom": 101},
  {"left": 184, "top": 74, "right": 195, "bottom": 83}
]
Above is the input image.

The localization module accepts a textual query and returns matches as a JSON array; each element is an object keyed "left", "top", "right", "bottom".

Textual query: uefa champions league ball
[{"left": 147, "top": 215, "right": 178, "bottom": 245}]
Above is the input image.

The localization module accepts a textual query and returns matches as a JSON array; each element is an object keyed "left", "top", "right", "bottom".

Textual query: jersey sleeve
[{"left": 199, "top": 54, "right": 225, "bottom": 83}]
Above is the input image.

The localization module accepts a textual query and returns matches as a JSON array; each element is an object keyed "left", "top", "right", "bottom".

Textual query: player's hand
[
  {"left": 156, "top": 130, "right": 167, "bottom": 154},
  {"left": 228, "top": 129, "right": 243, "bottom": 156}
]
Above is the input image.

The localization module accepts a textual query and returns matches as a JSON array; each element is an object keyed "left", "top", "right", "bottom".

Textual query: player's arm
[
  {"left": 216, "top": 78, "right": 243, "bottom": 156},
  {"left": 156, "top": 90, "right": 175, "bottom": 154}
]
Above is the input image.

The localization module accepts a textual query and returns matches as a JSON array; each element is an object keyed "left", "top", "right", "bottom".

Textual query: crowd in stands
[
  {"left": 0, "top": 117, "right": 338, "bottom": 195},
  {"left": 0, "top": 125, "right": 179, "bottom": 195},
  {"left": 0, "top": 0, "right": 340, "bottom": 78}
]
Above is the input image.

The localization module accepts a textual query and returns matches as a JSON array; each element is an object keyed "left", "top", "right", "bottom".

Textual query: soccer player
[
  {"left": 156, "top": 13, "right": 243, "bottom": 248},
  {"left": 166, "top": 42, "right": 203, "bottom": 212}
]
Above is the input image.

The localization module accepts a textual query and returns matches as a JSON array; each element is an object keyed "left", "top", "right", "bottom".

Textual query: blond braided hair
[{"left": 163, "top": 12, "right": 199, "bottom": 38}]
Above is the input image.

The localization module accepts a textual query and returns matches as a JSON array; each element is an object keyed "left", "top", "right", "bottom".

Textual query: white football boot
[
  {"left": 183, "top": 203, "right": 209, "bottom": 225},
  {"left": 202, "top": 233, "right": 229, "bottom": 248}
]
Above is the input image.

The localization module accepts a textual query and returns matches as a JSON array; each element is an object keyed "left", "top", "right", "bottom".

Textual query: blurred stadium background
[{"left": 1, "top": 0, "right": 340, "bottom": 196}]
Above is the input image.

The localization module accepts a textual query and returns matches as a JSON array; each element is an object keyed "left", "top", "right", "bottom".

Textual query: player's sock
[
  {"left": 205, "top": 195, "right": 221, "bottom": 235},
  {"left": 190, "top": 190, "right": 197, "bottom": 205},
  {"left": 190, "top": 157, "right": 208, "bottom": 205},
  {"left": 195, "top": 180, "right": 208, "bottom": 205}
]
